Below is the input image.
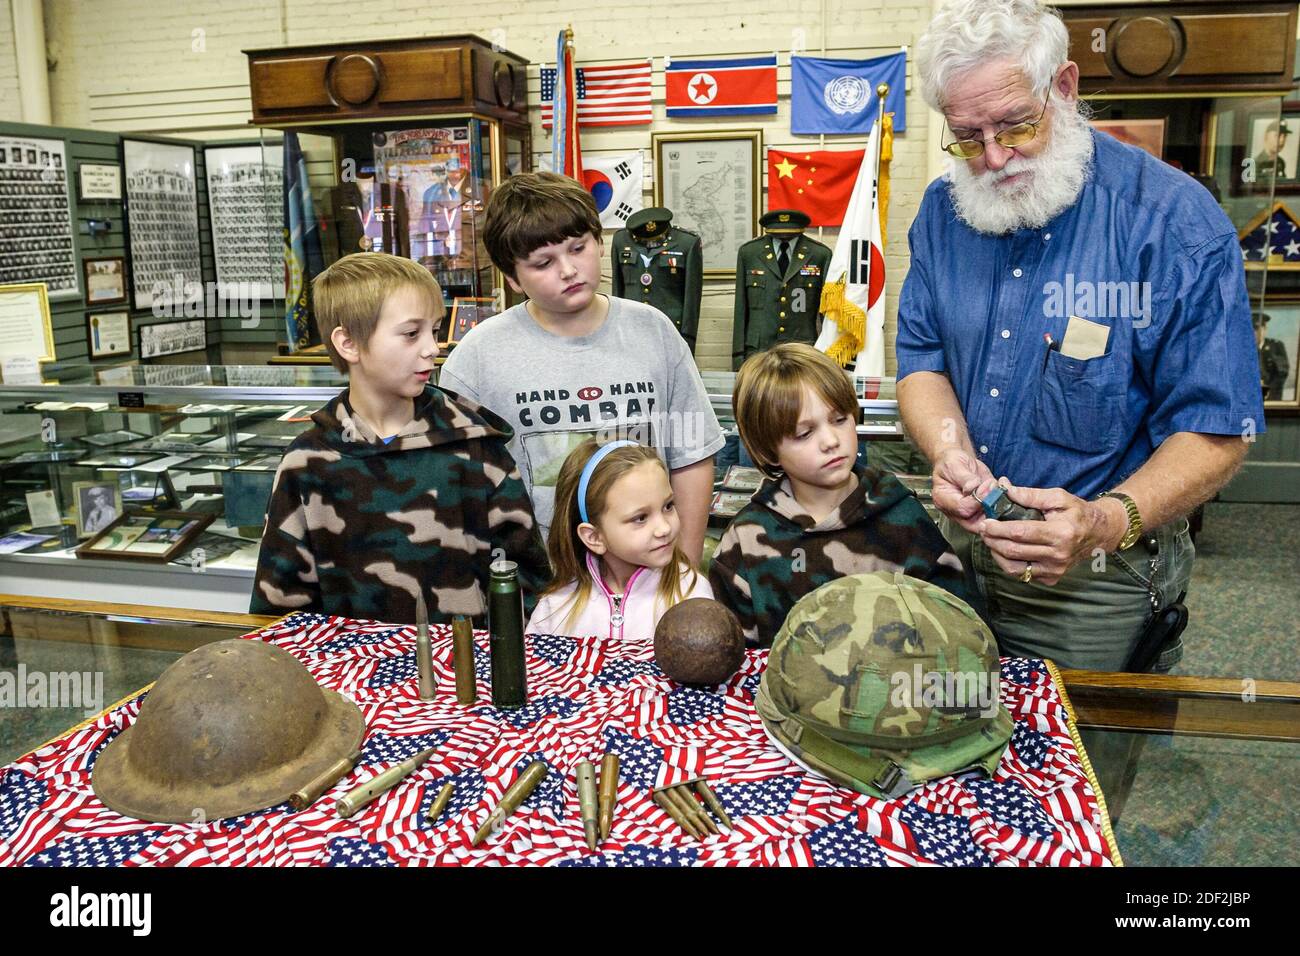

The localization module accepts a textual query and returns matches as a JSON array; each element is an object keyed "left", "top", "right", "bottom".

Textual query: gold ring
[{"left": 1019, "top": 563, "right": 1034, "bottom": 583}]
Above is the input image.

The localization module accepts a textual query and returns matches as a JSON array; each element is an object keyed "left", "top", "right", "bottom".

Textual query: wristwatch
[{"left": 1101, "top": 491, "right": 1143, "bottom": 551}]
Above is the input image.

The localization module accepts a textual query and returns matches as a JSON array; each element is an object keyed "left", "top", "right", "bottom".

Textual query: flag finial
[{"left": 876, "top": 83, "right": 890, "bottom": 98}]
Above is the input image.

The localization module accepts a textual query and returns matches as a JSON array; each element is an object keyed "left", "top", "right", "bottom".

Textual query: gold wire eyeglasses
[{"left": 942, "top": 88, "right": 1052, "bottom": 159}]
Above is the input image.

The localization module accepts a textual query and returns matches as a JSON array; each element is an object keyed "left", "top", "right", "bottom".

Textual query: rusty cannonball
[{"left": 654, "top": 598, "right": 746, "bottom": 686}]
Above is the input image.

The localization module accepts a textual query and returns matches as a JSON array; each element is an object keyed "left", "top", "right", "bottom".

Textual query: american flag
[
  {"left": 1240, "top": 201, "right": 1300, "bottom": 265},
  {"left": 541, "top": 60, "right": 653, "bottom": 128},
  {"left": 0, "top": 613, "right": 1116, "bottom": 867}
]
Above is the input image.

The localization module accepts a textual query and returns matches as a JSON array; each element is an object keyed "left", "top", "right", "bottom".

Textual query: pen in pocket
[{"left": 1042, "top": 333, "right": 1060, "bottom": 372}]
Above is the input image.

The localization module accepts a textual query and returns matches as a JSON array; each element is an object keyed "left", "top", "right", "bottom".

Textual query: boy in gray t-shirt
[{"left": 439, "top": 173, "right": 723, "bottom": 559}]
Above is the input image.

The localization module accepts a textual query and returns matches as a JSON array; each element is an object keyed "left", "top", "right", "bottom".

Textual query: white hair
[{"left": 916, "top": 0, "right": 1070, "bottom": 111}]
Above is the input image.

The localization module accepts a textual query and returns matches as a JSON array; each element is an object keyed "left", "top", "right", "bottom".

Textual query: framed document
[
  {"left": 77, "top": 162, "right": 123, "bottom": 201},
  {"left": 0, "top": 283, "right": 56, "bottom": 363},
  {"left": 122, "top": 138, "right": 202, "bottom": 310},
  {"left": 0, "top": 135, "right": 79, "bottom": 299},
  {"left": 138, "top": 318, "right": 208, "bottom": 359},
  {"left": 83, "top": 256, "right": 127, "bottom": 305},
  {"left": 203, "top": 142, "right": 285, "bottom": 299},
  {"left": 653, "top": 129, "right": 762, "bottom": 278},
  {"left": 87, "top": 310, "right": 132, "bottom": 359},
  {"left": 76, "top": 510, "right": 212, "bottom": 563}
]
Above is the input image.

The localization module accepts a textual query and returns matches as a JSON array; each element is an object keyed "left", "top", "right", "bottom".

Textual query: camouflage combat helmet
[
  {"left": 93, "top": 639, "right": 365, "bottom": 823},
  {"left": 755, "top": 571, "right": 1012, "bottom": 799}
]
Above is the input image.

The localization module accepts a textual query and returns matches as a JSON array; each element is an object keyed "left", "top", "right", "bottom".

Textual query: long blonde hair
[{"left": 543, "top": 438, "right": 698, "bottom": 630}]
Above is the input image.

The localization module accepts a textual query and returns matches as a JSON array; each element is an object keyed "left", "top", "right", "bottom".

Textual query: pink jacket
[{"left": 526, "top": 553, "right": 714, "bottom": 641}]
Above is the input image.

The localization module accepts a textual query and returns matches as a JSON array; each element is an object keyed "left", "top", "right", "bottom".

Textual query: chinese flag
[{"left": 766, "top": 147, "right": 864, "bottom": 227}]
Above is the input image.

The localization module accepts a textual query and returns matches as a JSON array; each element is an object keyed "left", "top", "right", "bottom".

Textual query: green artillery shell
[
  {"left": 693, "top": 778, "right": 733, "bottom": 830},
  {"left": 665, "top": 784, "right": 717, "bottom": 836},
  {"left": 598, "top": 753, "right": 619, "bottom": 841},
  {"left": 488, "top": 561, "right": 526, "bottom": 709},
  {"left": 289, "top": 750, "right": 361, "bottom": 811},
  {"left": 472, "top": 759, "right": 548, "bottom": 845},
  {"left": 425, "top": 782, "right": 455, "bottom": 823},
  {"left": 653, "top": 790, "right": 700, "bottom": 839},
  {"left": 335, "top": 747, "right": 437, "bottom": 819},
  {"left": 451, "top": 615, "right": 477, "bottom": 705},
  {"left": 416, "top": 594, "right": 435, "bottom": 701},
  {"left": 576, "top": 760, "right": 599, "bottom": 850}
]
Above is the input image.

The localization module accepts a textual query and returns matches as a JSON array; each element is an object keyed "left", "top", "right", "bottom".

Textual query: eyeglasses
[{"left": 941, "top": 88, "right": 1051, "bottom": 159}]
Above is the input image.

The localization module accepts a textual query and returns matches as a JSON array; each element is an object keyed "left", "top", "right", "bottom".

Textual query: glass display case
[{"left": 0, "top": 364, "right": 347, "bottom": 612}]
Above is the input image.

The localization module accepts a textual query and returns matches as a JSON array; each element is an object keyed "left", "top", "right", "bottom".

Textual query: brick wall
[{"left": 0, "top": 4, "right": 21, "bottom": 122}]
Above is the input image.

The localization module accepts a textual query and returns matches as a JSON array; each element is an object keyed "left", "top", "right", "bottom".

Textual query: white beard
[{"left": 947, "top": 100, "right": 1095, "bottom": 236}]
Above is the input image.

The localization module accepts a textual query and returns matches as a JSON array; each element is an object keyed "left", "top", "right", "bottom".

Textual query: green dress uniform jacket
[
  {"left": 732, "top": 233, "right": 833, "bottom": 370},
  {"left": 611, "top": 227, "right": 704, "bottom": 352}
]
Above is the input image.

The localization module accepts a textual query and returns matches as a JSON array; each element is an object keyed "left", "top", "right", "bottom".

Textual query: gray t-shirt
[{"left": 439, "top": 296, "right": 725, "bottom": 539}]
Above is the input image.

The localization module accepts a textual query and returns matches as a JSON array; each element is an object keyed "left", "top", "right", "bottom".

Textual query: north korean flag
[{"left": 666, "top": 55, "right": 777, "bottom": 117}]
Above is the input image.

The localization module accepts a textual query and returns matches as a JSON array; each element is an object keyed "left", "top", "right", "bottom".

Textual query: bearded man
[{"left": 896, "top": 0, "right": 1264, "bottom": 674}]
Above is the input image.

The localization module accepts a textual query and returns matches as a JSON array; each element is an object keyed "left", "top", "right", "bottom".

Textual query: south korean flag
[{"left": 542, "top": 151, "right": 644, "bottom": 228}]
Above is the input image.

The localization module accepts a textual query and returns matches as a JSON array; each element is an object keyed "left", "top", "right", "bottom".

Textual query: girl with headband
[{"left": 526, "top": 438, "right": 713, "bottom": 640}]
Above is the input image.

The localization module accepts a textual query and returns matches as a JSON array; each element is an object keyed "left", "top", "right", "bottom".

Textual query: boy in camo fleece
[
  {"left": 251, "top": 253, "right": 549, "bottom": 626},
  {"left": 708, "top": 344, "right": 978, "bottom": 647}
]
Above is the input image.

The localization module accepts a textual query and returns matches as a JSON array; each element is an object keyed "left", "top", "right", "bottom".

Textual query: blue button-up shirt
[{"left": 897, "top": 130, "right": 1266, "bottom": 499}]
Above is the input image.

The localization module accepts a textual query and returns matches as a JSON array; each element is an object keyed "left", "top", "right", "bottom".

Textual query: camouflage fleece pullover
[
  {"left": 251, "top": 386, "right": 550, "bottom": 626},
  {"left": 708, "top": 464, "right": 977, "bottom": 647}
]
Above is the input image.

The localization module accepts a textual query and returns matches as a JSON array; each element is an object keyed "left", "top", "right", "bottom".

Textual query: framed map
[{"left": 653, "top": 130, "right": 762, "bottom": 278}]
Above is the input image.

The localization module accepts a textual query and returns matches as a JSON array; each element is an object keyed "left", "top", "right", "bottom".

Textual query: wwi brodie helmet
[{"left": 755, "top": 571, "right": 1013, "bottom": 799}]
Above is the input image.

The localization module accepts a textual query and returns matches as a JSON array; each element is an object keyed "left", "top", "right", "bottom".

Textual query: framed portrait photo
[
  {"left": 1090, "top": 118, "right": 1166, "bottom": 160},
  {"left": 653, "top": 129, "right": 762, "bottom": 277},
  {"left": 87, "top": 310, "right": 132, "bottom": 359},
  {"left": 122, "top": 138, "right": 202, "bottom": 310},
  {"left": 83, "top": 256, "right": 127, "bottom": 305},
  {"left": 73, "top": 480, "right": 124, "bottom": 539},
  {"left": 1254, "top": 295, "right": 1300, "bottom": 413}
]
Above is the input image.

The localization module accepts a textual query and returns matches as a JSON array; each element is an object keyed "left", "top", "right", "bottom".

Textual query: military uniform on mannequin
[
  {"left": 732, "top": 210, "right": 832, "bottom": 370},
  {"left": 611, "top": 207, "right": 704, "bottom": 352}
]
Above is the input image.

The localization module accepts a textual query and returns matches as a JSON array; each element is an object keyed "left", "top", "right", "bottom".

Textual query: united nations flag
[{"left": 791, "top": 52, "right": 907, "bottom": 135}]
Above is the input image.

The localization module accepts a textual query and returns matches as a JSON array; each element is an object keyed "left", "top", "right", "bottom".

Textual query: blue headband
[{"left": 578, "top": 440, "right": 638, "bottom": 524}]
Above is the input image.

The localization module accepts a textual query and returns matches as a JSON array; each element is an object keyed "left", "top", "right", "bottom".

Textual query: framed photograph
[
  {"left": 77, "top": 162, "right": 122, "bottom": 201},
  {"left": 653, "top": 129, "right": 763, "bottom": 277},
  {"left": 122, "top": 138, "right": 202, "bottom": 310},
  {"left": 1090, "top": 118, "right": 1166, "bottom": 160},
  {"left": 1247, "top": 106, "right": 1299, "bottom": 193},
  {"left": 72, "top": 481, "right": 124, "bottom": 539},
  {"left": 0, "top": 135, "right": 79, "bottom": 300},
  {"left": 203, "top": 142, "right": 285, "bottom": 300},
  {"left": 76, "top": 511, "right": 212, "bottom": 563},
  {"left": 446, "top": 296, "right": 497, "bottom": 345},
  {"left": 83, "top": 256, "right": 127, "bottom": 306},
  {"left": 1255, "top": 295, "right": 1300, "bottom": 412},
  {"left": 86, "top": 310, "right": 132, "bottom": 359},
  {"left": 137, "top": 318, "right": 207, "bottom": 359}
]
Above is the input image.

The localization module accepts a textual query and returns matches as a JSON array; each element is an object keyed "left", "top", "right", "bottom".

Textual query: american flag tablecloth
[{"left": 0, "top": 613, "right": 1119, "bottom": 867}]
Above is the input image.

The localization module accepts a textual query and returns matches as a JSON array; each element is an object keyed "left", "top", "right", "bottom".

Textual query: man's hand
[
  {"left": 978, "top": 481, "right": 1128, "bottom": 585},
  {"left": 931, "top": 448, "right": 996, "bottom": 533}
]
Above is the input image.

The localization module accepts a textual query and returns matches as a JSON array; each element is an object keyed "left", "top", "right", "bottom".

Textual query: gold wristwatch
[{"left": 1101, "top": 491, "right": 1142, "bottom": 551}]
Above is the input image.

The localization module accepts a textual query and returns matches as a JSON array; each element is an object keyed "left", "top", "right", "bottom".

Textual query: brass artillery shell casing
[
  {"left": 289, "top": 750, "right": 362, "bottom": 811},
  {"left": 416, "top": 594, "right": 435, "bottom": 701},
  {"left": 335, "top": 747, "right": 437, "bottom": 819},
  {"left": 575, "top": 761, "right": 599, "bottom": 850},
  {"left": 425, "top": 782, "right": 454, "bottom": 823},
  {"left": 451, "top": 615, "right": 477, "bottom": 705},
  {"left": 598, "top": 752, "right": 619, "bottom": 841},
  {"left": 694, "top": 778, "right": 733, "bottom": 829},
  {"left": 653, "top": 790, "right": 700, "bottom": 839},
  {"left": 665, "top": 784, "right": 717, "bottom": 836},
  {"left": 471, "top": 759, "right": 548, "bottom": 846}
]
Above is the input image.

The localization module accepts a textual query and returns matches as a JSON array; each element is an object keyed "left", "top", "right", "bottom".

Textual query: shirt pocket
[
  {"left": 745, "top": 275, "right": 768, "bottom": 308},
  {"left": 1031, "top": 349, "right": 1124, "bottom": 454}
]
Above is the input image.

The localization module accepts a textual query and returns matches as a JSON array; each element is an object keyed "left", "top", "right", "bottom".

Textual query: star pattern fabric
[{"left": 0, "top": 615, "right": 1114, "bottom": 867}]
